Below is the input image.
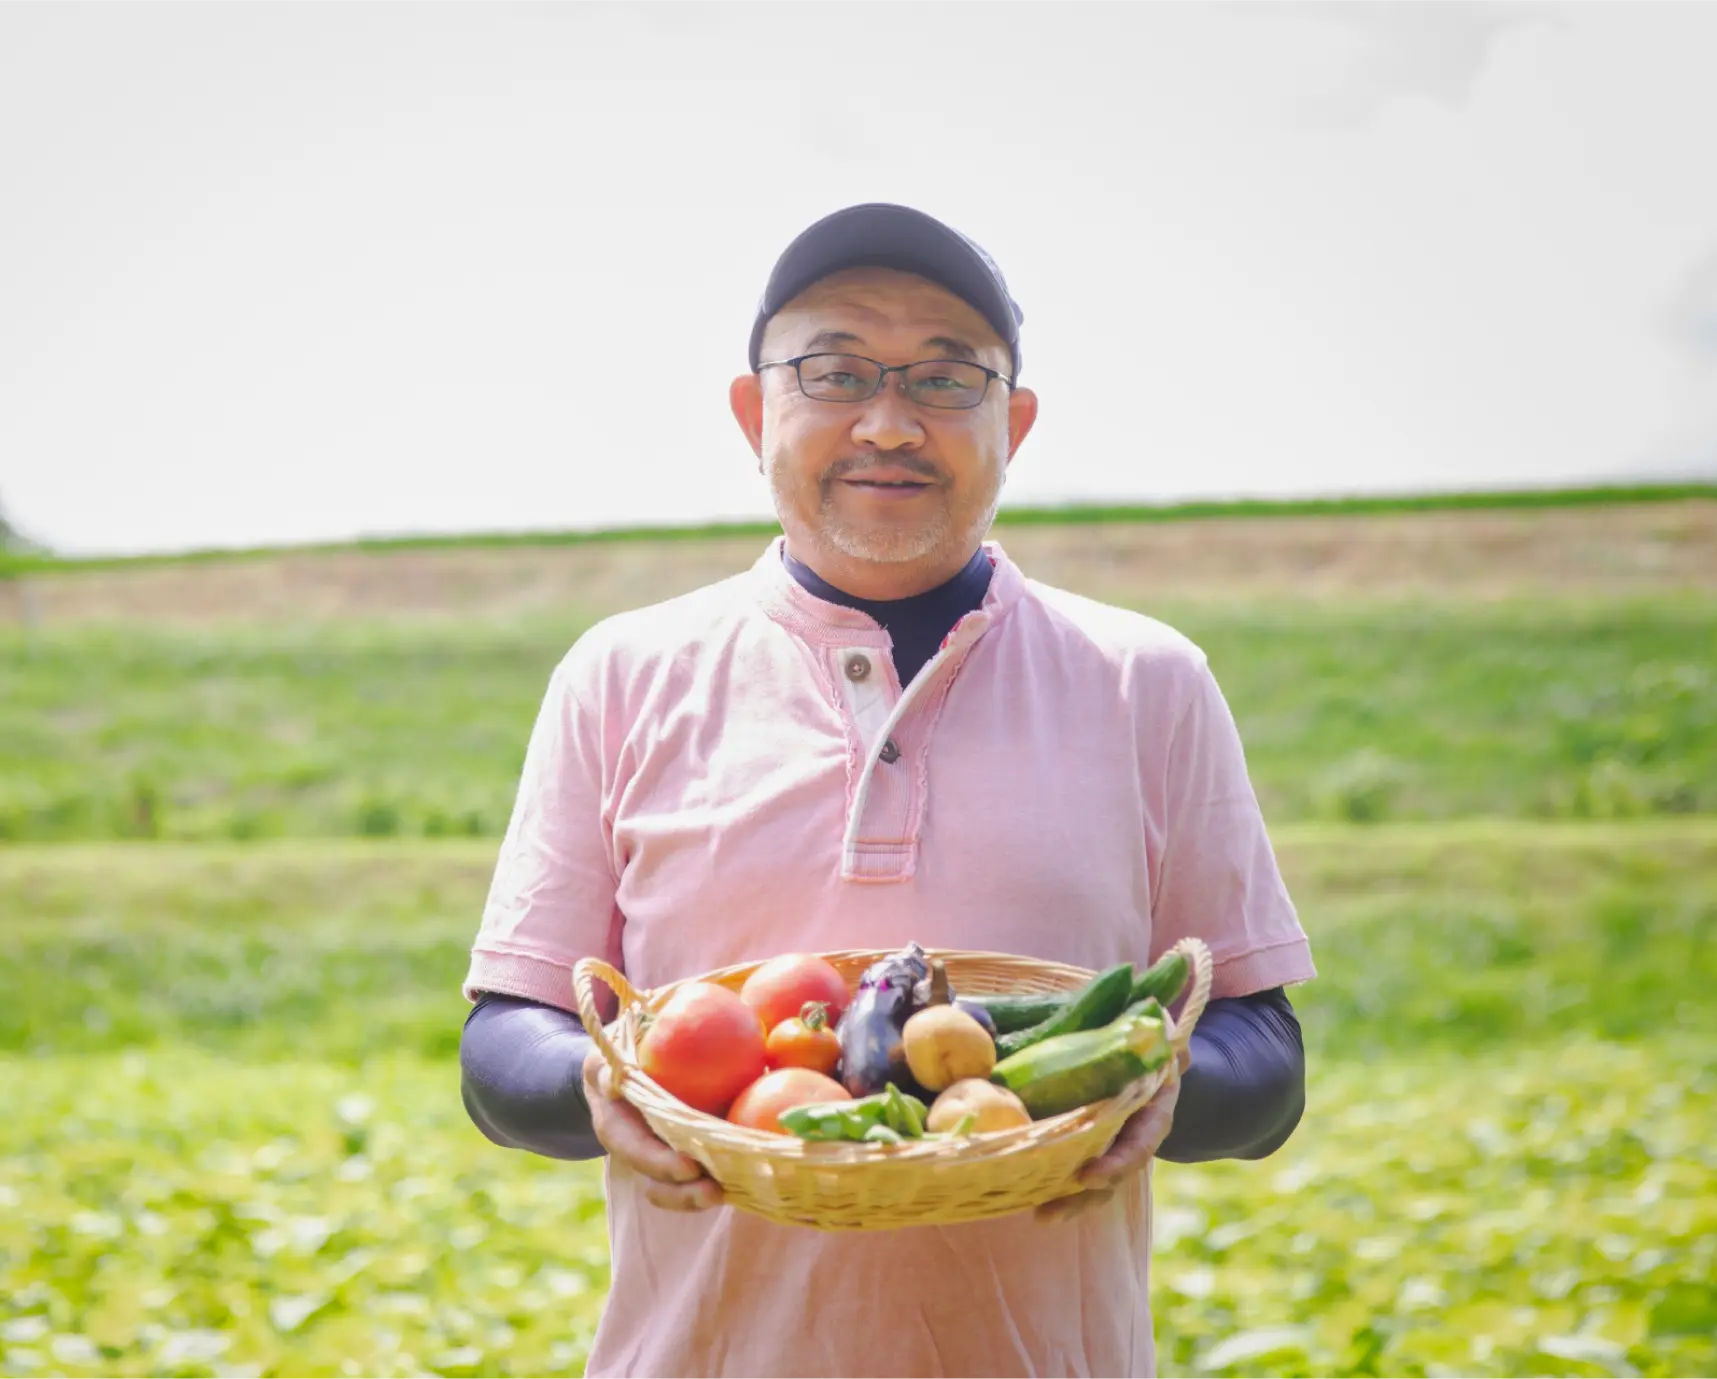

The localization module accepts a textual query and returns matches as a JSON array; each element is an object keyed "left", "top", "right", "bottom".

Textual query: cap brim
[{"left": 749, "top": 203, "right": 1023, "bottom": 376}]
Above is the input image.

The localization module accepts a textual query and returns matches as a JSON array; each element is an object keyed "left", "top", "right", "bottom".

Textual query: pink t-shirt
[{"left": 465, "top": 537, "right": 1315, "bottom": 1378}]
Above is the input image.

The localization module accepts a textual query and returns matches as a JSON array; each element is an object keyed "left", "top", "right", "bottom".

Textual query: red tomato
[
  {"left": 765, "top": 1003, "right": 843, "bottom": 1076},
  {"left": 727, "top": 1068, "right": 850, "bottom": 1135},
  {"left": 638, "top": 982, "right": 768, "bottom": 1117},
  {"left": 740, "top": 954, "right": 850, "bottom": 1033}
]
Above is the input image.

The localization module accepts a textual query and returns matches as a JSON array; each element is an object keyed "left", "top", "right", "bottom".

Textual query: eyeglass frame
[{"left": 755, "top": 351, "right": 1015, "bottom": 410}]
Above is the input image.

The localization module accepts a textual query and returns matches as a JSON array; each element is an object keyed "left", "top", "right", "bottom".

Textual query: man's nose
[{"left": 848, "top": 376, "right": 926, "bottom": 450}]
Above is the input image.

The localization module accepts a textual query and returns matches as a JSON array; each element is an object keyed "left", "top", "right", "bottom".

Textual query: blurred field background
[{"left": 3, "top": 492, "right": 1715, "bottom": 1377}]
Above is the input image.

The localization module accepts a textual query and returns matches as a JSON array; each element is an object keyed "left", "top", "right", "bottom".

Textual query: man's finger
[
  {"left": 583, "top": 1052, "right": 708, "bottom": 1185},
  {"left": 1036, "top": 1185, "right": 1113, "bottom": 1224},
  {"left": 582, "top": 1049, "right": 624, "bottom": 1102},
  {"left": 1077, "top": 1071, "right": 1182, "bottom": 1190},
  {"left": 642, "top": 1176, "right": 726, "bottom": 1213},
  {"left": 593, "top": 1096, "right": 710, "bottom": 1184},
  {"left": 1041, "top": 1060, "right": 1187, "bottom": 1219}
]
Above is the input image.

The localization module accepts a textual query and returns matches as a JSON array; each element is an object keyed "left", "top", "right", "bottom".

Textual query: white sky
[{"left": 2, "top": 1, "right": 1714, "bottom": 557}]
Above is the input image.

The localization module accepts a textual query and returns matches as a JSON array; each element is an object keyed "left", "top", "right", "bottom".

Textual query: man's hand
[
  {"left": 1036, "top": 1044, "right": 1191, "bottom": 1223},
  {"left": 583, "top": 1048, "right": 724, "bottom": 1212}
]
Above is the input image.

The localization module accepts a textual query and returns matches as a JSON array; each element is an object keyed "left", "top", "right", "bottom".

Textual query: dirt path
[{"left": 10, "top": 500, "right": 1715, "bottom": 627}]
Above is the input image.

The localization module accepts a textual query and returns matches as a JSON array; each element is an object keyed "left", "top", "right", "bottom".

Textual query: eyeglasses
[{"left": 756, "top": 352, "right": 1013, "bottom": 410}]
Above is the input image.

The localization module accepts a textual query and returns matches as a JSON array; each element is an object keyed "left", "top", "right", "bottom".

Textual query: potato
[
  {"left": 927, "top": 1079, "right": 1033, "bottom": 1134},
  {"left": 902, "top": 1005, "right": 997, "bottom": 1092}
]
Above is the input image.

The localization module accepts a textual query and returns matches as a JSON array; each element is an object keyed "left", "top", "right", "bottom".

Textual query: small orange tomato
[{"left": 764, "top": 1001, "right": 843, "bottom": 1076}]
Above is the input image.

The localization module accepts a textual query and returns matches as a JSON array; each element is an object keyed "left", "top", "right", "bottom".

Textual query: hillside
[
  {"left": 5, "top": 495, "right": 1715, "bottom": 627},
  {"left": 2, "top": 496, "right": 1712, "bottom": 843}
]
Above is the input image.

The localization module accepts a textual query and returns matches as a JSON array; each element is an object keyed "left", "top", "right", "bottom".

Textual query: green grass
[
  {"left": 0, "top": 618, "right": 557, "bottom": 844},
  {"left": 0, "top": 1053, "right": 609, "bottom": 1379},
  {"left": 4, "top": 492, "right": 1714, "bottom": 1374},
  {"left": 2, "top": 826, "right": 1714, "bottom": 1376},
  {"left": 4, "top": 824, "right": 1713, "bottom": 1064},
  {"left": 4, "top": 596, "right": 1712, "bottom": 842},
  {"left": 4, "top": 1042, "right": 1710, "bottom": 1379},
  {"left": 3, "top": 480, "right": 1709, "bottom": 576}
]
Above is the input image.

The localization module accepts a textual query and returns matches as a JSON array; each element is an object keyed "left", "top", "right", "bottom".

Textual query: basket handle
[
  {"left": 572, "top": 957, "right": 642, "bottom": 1087},
  {"left": 1162, "top": 937, "right": 1213, "bottom": 1054}
]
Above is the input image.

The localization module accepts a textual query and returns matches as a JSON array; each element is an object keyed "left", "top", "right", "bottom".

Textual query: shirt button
[
  {"left": 844, "top": 653, "right": 872, "bottom": 682},
  {"left": 879, "top": 738, "right": 901, "bottom": 764}
]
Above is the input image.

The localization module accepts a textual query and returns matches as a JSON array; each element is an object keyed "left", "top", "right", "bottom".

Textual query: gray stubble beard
[{"left": 767, "top": 459, "right": 1007, "bottom": 568}]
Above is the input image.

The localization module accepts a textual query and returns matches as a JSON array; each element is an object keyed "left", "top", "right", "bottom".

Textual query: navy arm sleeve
[
  {"left": 460, "top": 993, "right": 602, "bottom": 1161},
  {"left": 1156, "top": 986, "right": 1305, "bottom": 1164}
]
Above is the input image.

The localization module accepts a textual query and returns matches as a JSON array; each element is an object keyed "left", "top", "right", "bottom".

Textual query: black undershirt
[
  {"left": 461, "top": 549, "right": 1306, "bottom": 1166},
  {"left": 783, "top": 544, "right": 994, "bottom": 686}
]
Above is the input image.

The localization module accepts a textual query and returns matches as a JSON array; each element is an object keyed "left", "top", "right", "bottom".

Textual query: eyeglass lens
[{"left": 796, "top": 354, "right": 991, "bottom": 409}]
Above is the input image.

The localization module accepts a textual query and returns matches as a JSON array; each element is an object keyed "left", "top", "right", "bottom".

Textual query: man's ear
[
  {"left": 1005, "top": 385, "right": 1039, "bottom": 461},
  {"left": 730, "top": 373, "right": 765, "bottom": 459}
]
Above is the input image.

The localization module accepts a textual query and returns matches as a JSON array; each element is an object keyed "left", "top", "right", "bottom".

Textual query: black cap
[{"left": 749, "top": 203, "right": 1025, "bottom": 379}]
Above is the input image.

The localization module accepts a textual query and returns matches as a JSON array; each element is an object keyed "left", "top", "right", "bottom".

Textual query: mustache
[{"left": 821, "top": 454, "right": 946, "bottom": 483}]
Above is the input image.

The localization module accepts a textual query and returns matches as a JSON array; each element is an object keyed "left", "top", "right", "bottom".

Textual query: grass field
[
  {"left": 4, "top": 494, "right": 1716, "bottom": 1376},
  {"left": 6, "top": 499, "right": 1713, "bottom": 845},
  {"left": 3, "top": 595, "right": 1712, "bottom": 843},
  {"left": 5, "top": 482, "right": 1710, "bottom": 577},
  {"left": 3, "top": 827, "right": 1715, "bottom": 1378}
]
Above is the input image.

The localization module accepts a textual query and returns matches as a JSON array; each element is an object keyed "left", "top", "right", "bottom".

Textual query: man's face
[{"left": 731, "top": 267, "right": 1038, "bottom": 591}]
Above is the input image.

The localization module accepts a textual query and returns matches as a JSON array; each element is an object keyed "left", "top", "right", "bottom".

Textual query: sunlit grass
[
  {"left": 5, "top": 825, "right": 1713, "bottom": 1062},
  {"left": 2, "top": 827, "right": 1714, "bottom": 1376},
  {"left": 3, "top": 1043, "right": 1709, "bottom": 1378},
  {"left": 3, "top": 596, "right": 1712, "bottom": 841}
]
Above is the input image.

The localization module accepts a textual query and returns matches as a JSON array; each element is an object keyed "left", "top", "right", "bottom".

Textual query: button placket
[
  {"left": 833, "top": 645, "right": 895, "bottom": 755},
  {"left": 839, "top": 619, "right": 990, "bottom": 882}
]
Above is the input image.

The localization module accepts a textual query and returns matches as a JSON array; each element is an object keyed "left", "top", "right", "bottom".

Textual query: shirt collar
[
  {"left": 782, "top": 544, "right": 992, "bottom": 624},
  {"left": 752, "top": 535, "right": 1023, "bottom": 645}
]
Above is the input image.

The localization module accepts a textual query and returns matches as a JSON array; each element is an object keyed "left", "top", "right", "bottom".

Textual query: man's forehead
[{"left": 769, "top": 267, "right": 1007, "bottom": 358}]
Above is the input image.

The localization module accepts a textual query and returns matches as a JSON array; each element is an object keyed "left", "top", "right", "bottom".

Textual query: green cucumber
[
  {"left": 974, "top": 951, "right": 1189, "bottom": 1038},
  {"left": 968, "top": 991, "right": 1070, "bottom": 1035},
  {"left": 990, "top": 1012, "right": 1173, "bottom": 1119},
  {"left": 993, "top": 962, "right": 1135, "bottom": 1061},
  {"left": 1120, "top": 996, "right": 1165, "bottom": 1024},
  {"left": 1129, "top": 950, "right": 1190, "bottom": 1008}
]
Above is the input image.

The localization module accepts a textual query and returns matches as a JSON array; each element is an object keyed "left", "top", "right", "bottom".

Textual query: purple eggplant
[
  {"left": 836, "top": 945, "right": 932, "bottom": 1098},
  {"left": 910, "top": 955, "right": 998, "bottom": 1037},
  {"left": 953, "top": 997, "right": 997, "bottom": 1038}
]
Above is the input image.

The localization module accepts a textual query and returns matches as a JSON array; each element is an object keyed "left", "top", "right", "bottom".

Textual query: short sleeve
[
  {"left": 462, "top": 639, "right": 625, "bottom": 1015},
  {"left": 1150, "top": 655, "right": 1316, "bottom": 1000}
]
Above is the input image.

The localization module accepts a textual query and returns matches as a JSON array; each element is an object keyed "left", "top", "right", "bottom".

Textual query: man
[{"left": 461, "top": 203, "right": 1315, "bottom": 1377}]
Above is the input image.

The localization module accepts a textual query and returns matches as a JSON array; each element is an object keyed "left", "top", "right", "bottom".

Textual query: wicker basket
[{"left": 572, "top": 938, "right": 1211, "bottom": 1231}]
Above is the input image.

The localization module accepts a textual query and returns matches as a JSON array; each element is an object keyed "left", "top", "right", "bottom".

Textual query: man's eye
[{"left": 805, "top": 369, "right": 870, "bottom": 392}]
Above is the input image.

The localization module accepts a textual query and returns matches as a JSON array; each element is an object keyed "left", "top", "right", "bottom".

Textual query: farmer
[{"left": 460, "top": 203, "right": 1315, "bottom": 1377}]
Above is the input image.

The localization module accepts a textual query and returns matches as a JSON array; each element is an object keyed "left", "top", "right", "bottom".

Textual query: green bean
[{"left": 781, "top": 1088, "right": 929, "bottom": 1143}]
